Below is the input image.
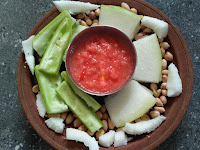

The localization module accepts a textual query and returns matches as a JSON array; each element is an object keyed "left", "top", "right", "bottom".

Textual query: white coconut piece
[
  {"left": 36, "top": 93, "right": 46, "bottom": 118},
  {"left": 66, "top": 128, "right": 99, "bottom": 150},
  {"left": 22, "top": 35, "right": 35, "bottom": 75},
  {"left": 114, "top": 130, "right": 128, "bottom": 148},
  {"left": 45, "top": 118, "right": 65, "bottom": 134},
  {"left": 53, "top": 1, "right": 100, "bottom": 14},
  {"left": 123, "top": 115, "right": 166, "bottom": 135},
  {"left": 99, "top": 130, "right": 115, "bottom": 147},
  {"left": 167, "top": 63, "right": 183, "bottom": 97},
  {"left": 141, "top": 16, "right": 168, "bottom": 38}
]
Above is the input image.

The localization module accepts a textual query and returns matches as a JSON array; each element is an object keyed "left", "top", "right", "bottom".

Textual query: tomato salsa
[{"left": 68, "top": 27, "right": 136, "bottom": 95}]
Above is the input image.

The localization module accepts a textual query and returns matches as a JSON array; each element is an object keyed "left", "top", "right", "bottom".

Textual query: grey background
[{"left": 0, "top": 0, "right": 199, "bottom": 150}]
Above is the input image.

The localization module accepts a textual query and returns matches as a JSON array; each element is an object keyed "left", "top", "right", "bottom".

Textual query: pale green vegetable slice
[
  {"left": 99, "top": 5, "right": 142, "bottom": 40},
  {"left": 105, "top": 80, "right": 156, "bottom": 127},
  {"left": 36, "top": 93, "right": 46, "bottom": 118},
  {"left": 114, "top": 130, "right": 128, "bottom": 148},
  {"left": 133, "top": 33, "right": 162, "bottom": 83},
  {"left": 99, "top": 130, "right": 115, "bottom": 147}
]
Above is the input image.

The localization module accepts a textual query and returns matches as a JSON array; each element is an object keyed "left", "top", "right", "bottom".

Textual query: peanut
[
  {"left": 161, "top": 82, "right": 167, "bottom": 89},
  {"left": 162, "top": 70, "right": 168, "bottom": 75},
  {"left": 65, "top": 113, "right": 74, "bottom": 124},
  {"left": 102, "top": 113, "right": 108, "bottom": 120},
  {"left": 93, "top": 19, "right": 99, "bottom": 24},
  {"left": 154, "top": 106, "right": 165, "bottom": 113},
  {"left": 76, "top": 13, "right": 85, "bottom": 19},
  {"left": 135, "top": 118, "right": 142, "bottom": 123},
  {"left": 96, "top": 129, "right": 105, "bottom": 140},
  {"left": 91, "top": 22, "right": 98, "bottom": 26},
  {"left": 87, "top": 130, "right": 95, "bottom": 136},
  {"left": 164, "top": 52, "right": 173, "bottom": 61},
  {"left": 95, "top": 8, "right": 100, "bottom": 16},
  {"left": 121, "top": 2, "right": 130, "bottom": 10},
  {"left": 160, "top": 42, "right": 170, "bottom": 49},
  {"left": 140, "top": 24, "right": 146, "bottom": 30},
  {"left": 162, "top": 59, "right": 167, "bottom": 70},
  {"left": 60, "top": 112, "right": 68, "bottom": 120},
  {"left": 162, "top": 89, "right": 168, "bottom": 96},
  {"left": 150, "top": 83, "right": 158, "bottom": 91},
  {"left": 100, "top": 105, "right": 106, "bottom": 113},
  {"left": 143, "top": 28, "right": 153, "bottom": 33},
  {"left": 158, "top": 37, "right": 164, "bottom": 43},
  {"left": 78, "top": 124, "right": 87, "bottom": 131},
  {"left": 32, "top": 84, "right": 39, "bottom": 93},
  {"left": 156, "top": 98, "right": 164, "bottom": 107},
  {"left": 96, "top": 111, "right": 103, "bottom": 119},
  {"left": 130, "top": 8, "right": 137, "bottom": 14},
  {"left": 134, "top": 32, "right": 146, "bottom": 40},
  {"left": 89, "top": 11, "right": 96, "bottom": 20},
  {"left": 162, "top": 75, "right": 168, "bottom": 83},
  {"left": 80, "top": 20, "right": 88, "bottom": 27},
  {"left": 160, "top": 96, "right": 167, "bottom": 105},
  {"left": 102, "top": 120, "right": 108, "bottom": 132},
  {"left": 73, "top": 118, "right": 82, "bottom": 128},
  {"left": 108, "top": 118, "right": 115, "bottom": 130},
  {"left": 161, "top": 47, "right": 165, "bottom": 57},
  {"left": 85, "top": 16, "right": 92, "bottom": 25},
  {"left": 141, "top": 114, "right": 150, "bottom": 121},
  {"left": 116, "top": 127, "right": 123, "bottom": 132},
  {"left": 153, "top": 89, "right": 161, "bottom": 98},
  {"left": 149, "top": 110, "right": 160, "bottom": 118}
]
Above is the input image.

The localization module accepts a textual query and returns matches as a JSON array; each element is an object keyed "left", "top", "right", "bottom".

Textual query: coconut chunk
[
  {"left": 167, "top": 63, "right": 183, "bottom": 97},
  {"left": 114, "top": 130, "right": 128, "bottom": 148},
  {"left": 123, "top": 116, "right": 166, "bottom": 135},
  {"left": 99, "top": 130, "right": 115, "bottom": 147},
  {"left": 22, "top": 35, "right": 35, "bottom": 75},
  {"left": 53, "top": 1, "right": 100, "bottom": 14},
  {"left": 66, "top": 128, "right": 99, "bottom": 150},
  {"left": 36, "top": 93, "right": 46, "bottom": 117},
  {"left": 141, "top": 16, "right": 168, "bottom": 38},
  {"left": 45, "top": 118, "right": 65, "bottom": 134}
]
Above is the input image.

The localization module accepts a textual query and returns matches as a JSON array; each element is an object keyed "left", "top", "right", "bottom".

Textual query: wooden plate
[{"left": 17, "top": 0, "right": 193, "bottom": 149}]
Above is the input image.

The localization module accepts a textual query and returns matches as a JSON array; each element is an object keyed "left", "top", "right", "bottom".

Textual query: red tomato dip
[{"left": 69, "top": 32, "right": 134, "bottom": 94}]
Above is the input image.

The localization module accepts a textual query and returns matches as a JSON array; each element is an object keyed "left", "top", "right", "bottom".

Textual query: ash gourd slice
[
  {"left": 105, "top": 80, "right": 156, "bottom": 128},
  {"left": 99, "top": 5, "right": 142, "bottom": 40},
  {"left": 45, "top": 117, "right": 65, "bottom": 134},
  {"left": 53, "top": 1, "right": 100, "bottom": 14},
  {"left": 133, "top": 33, "right": 162, "bottom": 83},
  {"left": 99, "top": 130, "right": 115, "bottom": 147}
]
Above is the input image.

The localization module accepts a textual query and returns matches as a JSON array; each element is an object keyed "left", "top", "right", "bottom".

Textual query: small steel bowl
[{"left": 66, "top": 26, "right": 137, "bottom": 96}]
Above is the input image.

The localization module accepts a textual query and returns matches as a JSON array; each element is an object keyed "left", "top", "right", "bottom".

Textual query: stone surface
[{"left": 0, "top": 0, "right": 199, "bottom": 150}]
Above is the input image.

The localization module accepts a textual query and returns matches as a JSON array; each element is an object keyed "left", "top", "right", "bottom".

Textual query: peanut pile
[{"left": 32, "top": 2, "right": 173, "bottom": 141}]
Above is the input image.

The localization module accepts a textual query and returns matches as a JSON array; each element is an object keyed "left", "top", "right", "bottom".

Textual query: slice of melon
[
  {"left": 53, "top": 1, "right": 100, "bottom": 14},
  {"left": 105, "top": 80, "right": 156, "bottom": 127},
  {"left": 66, "top": 128, "right": 99, "bottom": 150},
  {"left": 141, "top": 16, "right": 168, "bottom": 38},
  {"left": 167, "top": 63, "right": 182, "bottom": 97},
  {"left": 123, "top": 115, "right": 166, "bottom": 135},
  {"left": 133, "top": 34, "right": 162, "bottom": 83},
  {"left": 99, "top": 5, "right": 142, "bottom": 40}
]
